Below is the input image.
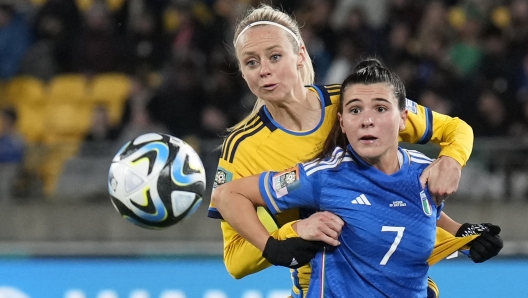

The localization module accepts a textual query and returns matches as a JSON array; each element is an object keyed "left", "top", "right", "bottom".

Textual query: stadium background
[{"left": 0, "top": 0, "right": 527, "bottom": 297}]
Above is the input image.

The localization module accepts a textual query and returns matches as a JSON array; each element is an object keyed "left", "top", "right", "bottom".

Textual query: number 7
[{"left": 380, "top": 226, "right": 405, "bottom": 265}]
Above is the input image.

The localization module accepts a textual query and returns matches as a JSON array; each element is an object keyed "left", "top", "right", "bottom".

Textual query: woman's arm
[
  {"left": 209, "top": 154, "right": 342, "bottom": 278},
  {"left": 212, "top": 175, "right": 271, "bottom": 251},
  {"left": 400, "top": 101, "right": 473, "bottom": 201},
  {"left": 400, "top": 104, "right": 473, "bottom": 167},
  {"left": 400, "top": 102, "right": 473, "bottom": 234},
  {"left": 213, "top": 174, "right": 329, "bottom": 270},
  {"left": 437, "top": 211, "right": 462, "bottom": 235}
]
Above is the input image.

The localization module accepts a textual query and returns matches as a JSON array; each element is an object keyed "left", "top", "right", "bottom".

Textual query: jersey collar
[
  {"left": 258, "top": 85, "right": 326, "bottom": 135},
  {"left": 346, "top": 145, "right": 410, "bottom": 179}
]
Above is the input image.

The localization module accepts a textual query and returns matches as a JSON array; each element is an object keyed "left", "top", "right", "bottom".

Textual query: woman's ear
[
  {"left": 399, "top": 110, "right": 408, "bottom": 131},
  {"left": 338, "top": 112, "right": 345, "bottom": 133},
  {"left": 297, "top": 45, "right": 306, "bottom": 68}
]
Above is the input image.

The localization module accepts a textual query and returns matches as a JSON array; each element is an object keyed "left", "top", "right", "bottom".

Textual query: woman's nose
[
  {"left": 361, "top": 116, "right": 374, "bottom": 127},
  {"left": 259, "top": 60, "right": 271, "bottom": 77}
]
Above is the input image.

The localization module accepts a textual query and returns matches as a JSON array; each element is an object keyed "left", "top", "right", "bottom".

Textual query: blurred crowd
[{"left": 1, "top": 0, "right": 528, "bottom": 200}]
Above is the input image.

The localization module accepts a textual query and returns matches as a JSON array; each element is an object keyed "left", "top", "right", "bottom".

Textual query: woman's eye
[
  {"left": 271, "top": 54, "right": 281, "bottom": 61},
  {"left": 376, "top": 106, "right": 387, "bottom": 112},
  {"left": 350, "top": 108, "right": 360, "bottom": 114},
  {"left": 246, "top": 60, "right": 257, "bottom": 67}
]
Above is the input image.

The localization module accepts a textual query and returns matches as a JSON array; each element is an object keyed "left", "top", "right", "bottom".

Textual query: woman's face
[
  {"left": 338, "top": 83, "right": 407, "bottom": 163},
  {"left": 235, "top": 25, "right": 304, "bottom": 102}
]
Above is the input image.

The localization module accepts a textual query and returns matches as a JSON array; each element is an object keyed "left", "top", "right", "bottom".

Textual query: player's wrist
[
  {"left": 276, "top": 220, "right": 301, "bottom": 239},
  {"left": 456, "top": 223, "right": 501, "bottom": 237},
  {"left": 262, "top": 236, "right": 324, "bottom": 269}
]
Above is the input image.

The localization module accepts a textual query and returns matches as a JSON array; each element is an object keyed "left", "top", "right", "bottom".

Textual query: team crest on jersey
[
  {"left": 406, "top": 99, "right": 418, "bottom": 114},
  {"left": 213, "top": 167, "right": 232, "bottom": 189},
  {"left": 272, "top": 166, "right": 299, "bottom": 198},
  {"left": 420, "top": 191, "right": 432, "bottom": 216}
]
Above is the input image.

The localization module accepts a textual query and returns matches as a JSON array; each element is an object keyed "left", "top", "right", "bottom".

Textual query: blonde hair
[{"left": 230, "top": 4, "right": 315, "bottom": 131}]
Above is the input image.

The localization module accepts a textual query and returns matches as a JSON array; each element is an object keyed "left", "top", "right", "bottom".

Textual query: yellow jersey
[{"left": 207, "top": 84, "right": 475, "bottom": 296}]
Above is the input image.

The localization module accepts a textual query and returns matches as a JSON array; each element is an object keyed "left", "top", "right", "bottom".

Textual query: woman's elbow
[
  {"left": 224, "top": 251, "right": 249, "bottom": 279},
  {"left": 211, "top": 184, "right": 226, "bottom": 208},
  {"left": 226, "top": 264, "right": 246, "bottom": 279}
]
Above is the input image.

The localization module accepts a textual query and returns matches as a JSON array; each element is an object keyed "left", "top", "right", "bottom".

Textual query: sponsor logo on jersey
[
  {"left": 213, "top": 167, "right": 232, "bottom": 189},
  {"left": 272, "top": 166, "right": 299, "bottom": 198},
  {"left": 406, "top": 98, "right": 418, "bottom": 114},
  {"left": 351, "top": 194, "right": 371, "bottom": 205},
  {"left": 389, "top": 200, "right": 407, "bottom": 207},
  {"left": 290, "top": 258, "right": 299, "bottom": 267}
]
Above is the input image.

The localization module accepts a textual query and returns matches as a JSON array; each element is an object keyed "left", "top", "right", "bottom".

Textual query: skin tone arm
[
  {"left": 405, "top": 105, "right": 473, "bottom": 235},
  {"left": 212, "top": 175, "right": 342, "bottom": 250},
  {"left": 437, "top": 210, "right": 463, "bottom": 235},
  {"left": 420, "top": 156, "right": 463, "bottom": 235},
  {"left": 293, "top": 211, "right": 344, "bottom": 241},
  {"left": 420, "top": 156, "right": 462, "bottom": 204},
  {"left": 213, "top": 175, "right": 271, "bottom": 251}
]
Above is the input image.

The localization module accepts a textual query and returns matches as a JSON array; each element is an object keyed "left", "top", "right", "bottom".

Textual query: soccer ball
[{"left": 108, "top": 133, "right": 205, "bottom": 229}]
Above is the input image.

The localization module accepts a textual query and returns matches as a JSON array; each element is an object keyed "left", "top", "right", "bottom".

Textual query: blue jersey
[{"left": 259, "top": 146, "right": 442, "bottom": 298}]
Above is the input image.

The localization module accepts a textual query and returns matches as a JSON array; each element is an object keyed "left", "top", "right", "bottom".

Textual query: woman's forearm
[{"left": 212, "top": 175, "right": 271, "bottom": 251}]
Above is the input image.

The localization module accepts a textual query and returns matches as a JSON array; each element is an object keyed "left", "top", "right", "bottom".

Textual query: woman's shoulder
[
  {"left": 402, "top": 148, "right": 435, "bottom": 168},
  {"left": 301, "top": 147, "right": 353, "bottom": 175},
  {"left": 220, "top": 110, "right": 272, "bottom": 164},
  {"left": 308, "top": 84, "right": 342, "bottom": 107}
]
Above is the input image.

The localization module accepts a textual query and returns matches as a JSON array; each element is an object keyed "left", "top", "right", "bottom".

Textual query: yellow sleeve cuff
[
  {"left": 428, "top": 227, "right": 478, "bottom": 266},
  {"left": 274, "top": 220, "right": 300, "bottom": 240},
  {"left": 438, "top": 146, "right": 467, "bottom": 167}
]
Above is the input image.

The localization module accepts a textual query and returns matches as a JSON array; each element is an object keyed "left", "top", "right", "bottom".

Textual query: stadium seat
[
  {"left": 88, "top": 73, "right": 131, "bottom": 125},
  {"left": 17, "top": 101, "right": 47, "bottom": 143},
  {"left": 47, "top": 74, "right": 88, "bottom": 102},
  {"left": 45, "top": 74, "right": 93, "bottom": 144},
  {"left": 43, "top": 99, "right": 94, "bottom": 144},
  {"left": 39, "top": 100, "right": 92, "bottom": 197},
  {"left": 40, "top": 74, "right": 93, "bottom": 197},
  {"left": 5, "top": 76, "right": 46, "bottom": 107},
  {"left": 2, "top": 77, "right": 47, "bottom": 142}
]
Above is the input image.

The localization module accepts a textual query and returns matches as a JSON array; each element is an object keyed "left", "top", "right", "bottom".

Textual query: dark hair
[{"left": 315, "top": 58, "right": 406, "bottom": 161}]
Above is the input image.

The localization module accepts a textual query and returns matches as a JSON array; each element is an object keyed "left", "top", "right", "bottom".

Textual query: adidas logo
[
  {"left": 290, "top": 258, "right": 298, "bottom": 267},
  {"left": 351, "top": 194, "right": 371, "bottom": 205}
]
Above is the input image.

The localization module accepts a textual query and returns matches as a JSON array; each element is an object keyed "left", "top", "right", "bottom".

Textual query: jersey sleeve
[
  {"left": 399, "top": 99, "right": 474, "bottom": 166},
  {"left": 259, "top": 164, "right": 321, "bottom": 214},
  {"left": 207, "top": 157, "right": 237, "bottom": 219}
]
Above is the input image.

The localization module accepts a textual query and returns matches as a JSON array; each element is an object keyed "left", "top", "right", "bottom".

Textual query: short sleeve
[
  {"left": 208, "top": 157, "right": 236, "bottom": 219},
  {"left": 259, "top": 164, "right": 320, "bottom": 215}
]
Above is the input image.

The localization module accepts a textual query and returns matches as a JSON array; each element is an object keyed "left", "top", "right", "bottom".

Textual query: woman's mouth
[
  {"left": 359, "top": 135, "right": 378, "bottom": 144},
  {"left": 263, "top": 84, "right": 278, "bottom": 91}
]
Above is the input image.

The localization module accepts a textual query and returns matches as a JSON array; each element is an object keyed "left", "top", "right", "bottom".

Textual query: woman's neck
[
  {"left": 362, "top": 147, "right": 402, "bottom": 175},
  {"left": 265, "top": 85, "right": 321, "bottom": 131}
]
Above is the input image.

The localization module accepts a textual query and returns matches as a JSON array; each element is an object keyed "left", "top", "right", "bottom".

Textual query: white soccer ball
[{"left": 108, "top": 133, "right": 205, "bottom": 229}]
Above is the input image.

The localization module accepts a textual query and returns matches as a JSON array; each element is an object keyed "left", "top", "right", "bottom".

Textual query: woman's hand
[
  {"left": 420, "top": 156, "right": 462, "bottom": 205},
  {"left": 292, "top": 211, "right": 344, "bottom": 246}
]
